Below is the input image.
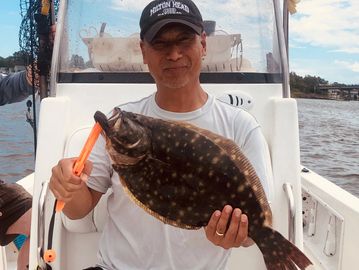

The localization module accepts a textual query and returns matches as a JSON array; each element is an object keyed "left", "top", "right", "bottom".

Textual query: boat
[{"left": 2, "top": 0, "right": 359, "bottom": 269}]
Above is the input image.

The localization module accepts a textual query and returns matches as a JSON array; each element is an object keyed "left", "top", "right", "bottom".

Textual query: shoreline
[{"left": 292, "top": 92, "right": 358, "bottom": 101}]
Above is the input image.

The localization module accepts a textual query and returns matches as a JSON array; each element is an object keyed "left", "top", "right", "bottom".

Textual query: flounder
[{"left": 94, "top": 108, "right": 313, "bottom": 270}]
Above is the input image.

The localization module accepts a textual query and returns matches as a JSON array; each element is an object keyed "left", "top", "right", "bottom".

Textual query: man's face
[{"left": 140, "top": 24, "right": 206, "bottom": 90}]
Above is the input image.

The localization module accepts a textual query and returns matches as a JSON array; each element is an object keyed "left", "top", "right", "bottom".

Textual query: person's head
[{"left": 139, "top": 0, "right": 207, "bottom": 90}]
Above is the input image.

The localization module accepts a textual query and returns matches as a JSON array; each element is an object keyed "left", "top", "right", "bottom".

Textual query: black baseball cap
[{"left": 140, "top": 0, "right": 204, "bottom": 42}]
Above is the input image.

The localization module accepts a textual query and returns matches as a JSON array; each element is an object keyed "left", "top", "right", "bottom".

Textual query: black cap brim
[{"left": 143, "top": 19, "right": 203, "bottom": 42}]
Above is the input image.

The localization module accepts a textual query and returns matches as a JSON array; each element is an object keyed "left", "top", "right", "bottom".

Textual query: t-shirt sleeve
[{"left": 86, "top": 135, "right": 113, "bottom": 194}]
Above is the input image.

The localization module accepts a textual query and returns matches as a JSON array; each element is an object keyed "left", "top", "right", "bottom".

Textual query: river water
[
  {"left": 0, "top": 100, "right": 35, "bottom": 182},
  {"left": 0, "top": 98, "right": 358, "bottom": 196},
  {"left": 297, "top": 98, "right": 359, "bottom": 197}
]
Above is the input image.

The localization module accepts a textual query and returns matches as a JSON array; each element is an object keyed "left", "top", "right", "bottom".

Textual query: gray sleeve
[{"left": 0, "top": 71, "right": 33, "bottom": 106}]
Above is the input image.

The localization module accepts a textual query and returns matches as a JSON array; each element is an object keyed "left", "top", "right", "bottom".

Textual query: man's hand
[
  {"left": 205, "top": 205, "right": 253, "bottom": 249},
  {"left": 25, "top": 63, "right": 40, "bottom": 89},
  {"left": 49, "top": 158, "right": 102, "bottom": 220},
  {"left": 49, "top": 157, "right": 92, "bottom": 204}
]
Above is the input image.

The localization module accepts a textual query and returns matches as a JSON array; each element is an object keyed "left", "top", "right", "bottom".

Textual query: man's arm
[
  {"left": 49, "top": 158, "right": 103, "bottom": 219},
  {"left": 0, "top": 71, "right": 33, "bottom": 106}
]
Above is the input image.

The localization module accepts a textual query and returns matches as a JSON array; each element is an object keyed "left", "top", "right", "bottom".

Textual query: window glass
[{"left": 59, "top": 0, "right": 281, "bottom": 74}]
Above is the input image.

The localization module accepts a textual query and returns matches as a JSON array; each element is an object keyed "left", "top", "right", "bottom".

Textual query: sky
[{"left": 0, "top": 0, "right": 358, "bottom": 84}]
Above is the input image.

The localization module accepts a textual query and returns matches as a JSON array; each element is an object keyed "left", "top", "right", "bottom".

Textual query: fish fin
[
  {"left": 284, "top": 258, "right": 298, "bottom": 270},
  {"left": 252, "top": 226, "right": 312, "bottom": 270}
]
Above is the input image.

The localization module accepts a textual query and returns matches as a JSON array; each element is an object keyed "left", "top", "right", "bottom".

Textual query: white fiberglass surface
[{"left": 59, "top": 0, "right": 281, "bottom": 74}]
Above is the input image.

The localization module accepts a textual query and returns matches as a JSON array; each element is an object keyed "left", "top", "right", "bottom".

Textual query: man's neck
[{"left": 155, "top": 84, "right": 208, "bottom": 113}]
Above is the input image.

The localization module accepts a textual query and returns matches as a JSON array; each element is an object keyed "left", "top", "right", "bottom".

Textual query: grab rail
[
  {"left": 283, "top": 183, "right": 296, "bottom": 243},
  {"left": 273, "top": 0, "right": 290, "bottom": 98},
  {"left": 37, "top": 181, "right": 49, "bottom": 269}
]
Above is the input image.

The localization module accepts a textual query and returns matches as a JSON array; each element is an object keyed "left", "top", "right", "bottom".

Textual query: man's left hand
[{"left": 205, "top": 205, "right": 253, "bottom": 249}]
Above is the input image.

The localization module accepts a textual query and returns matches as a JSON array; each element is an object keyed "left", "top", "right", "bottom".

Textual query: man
[
  {"left": 0, "top": 26, "right": 54, "bottom": 270},
  {"left": 0, "top": 66, "right": 37, "bottom": 270},
  {"left": 49, "top": 0, "right": 273, "bottom": 269},
  {"left": 0, "top": 180, "right": 32, "bottom": 270}
]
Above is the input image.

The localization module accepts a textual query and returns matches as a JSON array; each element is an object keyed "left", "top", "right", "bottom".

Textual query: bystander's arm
[{"left": 0, "top": 71, "right": 33, "bottom": 106}]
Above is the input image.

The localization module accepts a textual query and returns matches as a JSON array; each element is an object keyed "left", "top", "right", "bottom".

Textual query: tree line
[
  {"left": 0, "top": 51, "right": 355, "bottom": 92},
  {"left": 0, "top": 51, "right": 90, "bottom": 71},
  {"left": 0, "top": 51, "right": 31, "bottom": 68},
  {"left": 289, "top": 72, "right": 355, "bottom": 94}
]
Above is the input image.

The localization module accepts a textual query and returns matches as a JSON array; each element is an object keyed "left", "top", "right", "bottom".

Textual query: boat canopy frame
[{"left": 50, "top": 0, "right": 290, "bottom": 96}]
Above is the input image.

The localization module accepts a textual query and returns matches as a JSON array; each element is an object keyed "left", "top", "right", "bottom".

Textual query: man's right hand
[{"left": 49, "top": 157, "right": 93, "bottom": 204}]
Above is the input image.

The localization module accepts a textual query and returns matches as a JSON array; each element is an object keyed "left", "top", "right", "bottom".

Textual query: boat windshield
[{"left": 57, "top": 0, "right": 282, "bottom": 83}]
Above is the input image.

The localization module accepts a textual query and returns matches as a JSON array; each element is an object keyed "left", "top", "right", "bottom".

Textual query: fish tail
[{"left": 251, "top": 226, "right": 313, "bottom": 270}]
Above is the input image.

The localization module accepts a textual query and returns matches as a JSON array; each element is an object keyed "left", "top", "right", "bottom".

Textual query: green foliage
[
  {"left": 0, "top": 57, "right": 9, "bottom": 68},
  {"left": 290, "top": 72, "right": 329, "bottom": 93},
  {"left": 0, "top": 50, "right": 31, "bottom": 69},
  {"left": 69, "top": 54, "right": 85, "bottom": 69}
]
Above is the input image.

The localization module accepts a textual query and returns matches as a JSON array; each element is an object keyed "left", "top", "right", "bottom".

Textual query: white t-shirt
[{"left": 87, "top": 93, "right": 273, "bottom": 270}]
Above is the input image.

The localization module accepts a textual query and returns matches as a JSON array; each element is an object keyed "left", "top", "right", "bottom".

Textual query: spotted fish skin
[{"left": 94, "top": 109, "right": 313, "bottom": 270}]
